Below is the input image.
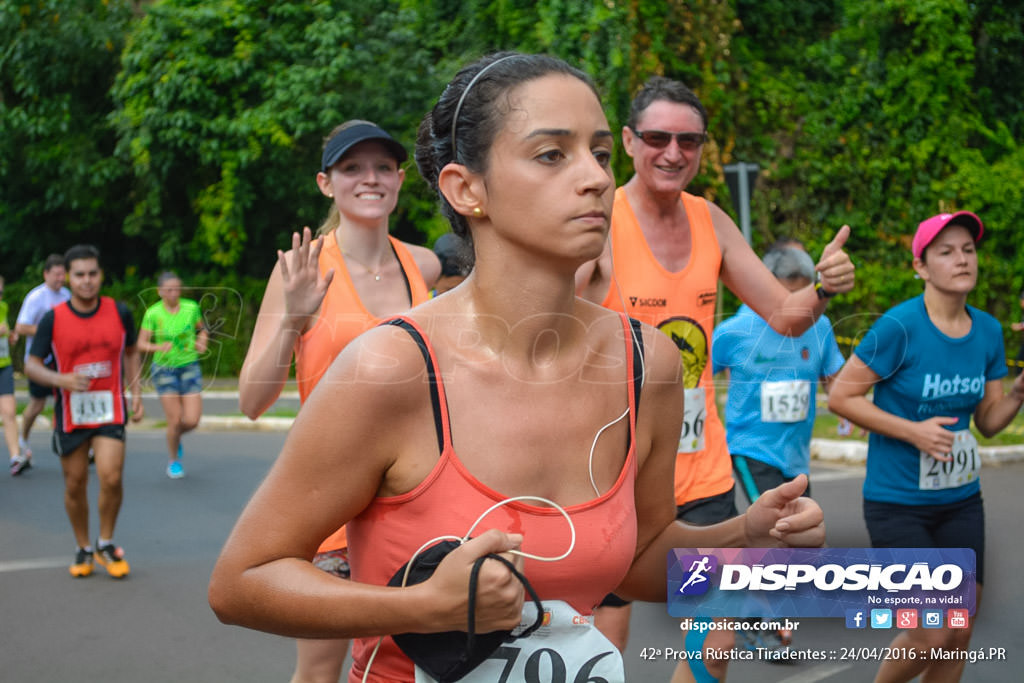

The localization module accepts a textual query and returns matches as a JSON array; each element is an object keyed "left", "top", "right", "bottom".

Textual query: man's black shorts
[
  {"left": 52, "top": 424, "right": 126, "bottom": 457},
  {"left": 28, "top": 378, "right": 52, "bottom": 400},
  {"left": 675, "top": 486, "right": 739, "bottom": 525}
]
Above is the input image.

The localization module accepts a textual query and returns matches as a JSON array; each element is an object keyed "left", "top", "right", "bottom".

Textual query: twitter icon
[{"left": 871, "top": 609, "right": 893, "bottom": 629}]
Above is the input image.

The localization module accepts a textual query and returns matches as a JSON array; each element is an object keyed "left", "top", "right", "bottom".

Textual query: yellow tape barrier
[{"left": 833, "top": 336, "right": 1024, "bottom": 368}]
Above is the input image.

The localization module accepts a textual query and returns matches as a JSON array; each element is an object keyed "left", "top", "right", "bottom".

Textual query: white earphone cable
[
  {"left": 585, "top": 240, "right": 646, "bottom": 497},
  {"left": 362, "top": 497, "right": 575, "bottom": 682}
]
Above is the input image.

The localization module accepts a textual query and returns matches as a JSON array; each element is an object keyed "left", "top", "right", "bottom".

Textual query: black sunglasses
[{"left": 631, "top": 128, "right": 708, "bottom": 151}]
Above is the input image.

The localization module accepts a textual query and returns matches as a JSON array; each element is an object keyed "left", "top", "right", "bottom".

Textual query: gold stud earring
[{"left": 472, "top": 207, "right": 483, "bottom": 217}]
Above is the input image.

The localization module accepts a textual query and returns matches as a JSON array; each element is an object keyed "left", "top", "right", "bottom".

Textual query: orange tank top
[
  {"left": 346, "top": 315, "right": 641, "bottom": 683},
  {"left": 294, "top": 231, "right": 431, "bottom": 402},
  {"left": 295, "top": 230, "right": 431, "bottom": 553},
  {"left": 601, "top": 187, "right": 733, "bottom": 506}
]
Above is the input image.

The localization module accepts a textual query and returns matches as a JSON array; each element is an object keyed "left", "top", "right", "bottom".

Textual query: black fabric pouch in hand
[{"left": 387, "top": 539, "right": 544, "bottom": 682}]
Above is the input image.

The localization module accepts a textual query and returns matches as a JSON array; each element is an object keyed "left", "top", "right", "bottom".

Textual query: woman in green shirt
[{"left": 138, "top": 272, "right": 207, "bottom": 479}]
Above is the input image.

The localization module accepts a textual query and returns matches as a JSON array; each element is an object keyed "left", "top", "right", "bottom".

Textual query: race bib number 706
[{"left": 416, "top": 600, "right": 624, "bottom": 683}]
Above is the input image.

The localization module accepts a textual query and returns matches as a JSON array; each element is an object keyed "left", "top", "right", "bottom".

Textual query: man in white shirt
[{"left": 11, "top": 254, "right": 70, "bottom": 474}]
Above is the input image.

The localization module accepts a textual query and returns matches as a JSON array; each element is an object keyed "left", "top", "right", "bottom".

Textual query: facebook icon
[{"left": 846, "top": 609, "right": 866, "bottom": 629}]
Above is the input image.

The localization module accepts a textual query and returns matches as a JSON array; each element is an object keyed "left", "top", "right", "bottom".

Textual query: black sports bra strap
[
  {"left": 629, "top": 317, "right": 645, "bottom": 414},
  {"left": 390, "top": 241, "right": 414, "bottom": 304},
  {"left": 385, "top": 318, "right": 445, "bottom": 455},
  {"left": 386, "top": 316, "right": 640, "bottom": 457}
]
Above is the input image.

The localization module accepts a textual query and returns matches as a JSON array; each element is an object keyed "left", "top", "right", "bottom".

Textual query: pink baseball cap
[{"left": 912, "top": 211, "right": 984, "bottom": 259}]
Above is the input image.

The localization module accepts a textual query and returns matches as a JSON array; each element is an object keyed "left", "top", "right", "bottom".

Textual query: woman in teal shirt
[{"left": 830, "top": 211, "right": 1024, "bottom": 682}]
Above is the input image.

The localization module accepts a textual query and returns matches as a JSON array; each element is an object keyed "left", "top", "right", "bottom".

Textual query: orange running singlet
[
  {"left": 295, "top": 230, "right": 432, "bottom": 553},
  {"left": 294, "top": 230, "right": 431, "bottom": 402},
  {"left": 346, "top": 315, "right": 641, "bottom": 683},
  {"left": 600, "top": 187, "right": 733, "bottom": 506}
]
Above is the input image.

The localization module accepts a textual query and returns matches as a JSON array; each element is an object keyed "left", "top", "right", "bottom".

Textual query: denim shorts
[{"left": 151, "top": 362, "right": 203, "bottom": 396}]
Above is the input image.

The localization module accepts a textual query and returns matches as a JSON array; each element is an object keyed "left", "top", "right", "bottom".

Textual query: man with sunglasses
[{"left": 577, "top": 76, "right": 854, "bottom": 683}]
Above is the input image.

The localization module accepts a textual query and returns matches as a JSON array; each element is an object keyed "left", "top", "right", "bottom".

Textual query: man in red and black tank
[{"left": 26, "top": 245, "right": 144, "bottom": 579}]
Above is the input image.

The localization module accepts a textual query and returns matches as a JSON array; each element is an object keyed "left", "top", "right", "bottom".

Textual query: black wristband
[{"left": 815, "top": 281, "right": 836, "bottom": 300}]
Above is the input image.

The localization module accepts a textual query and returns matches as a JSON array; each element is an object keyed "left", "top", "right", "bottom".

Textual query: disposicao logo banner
[{"left": 667, "top": 548, "right": 975, "bottom": 618}]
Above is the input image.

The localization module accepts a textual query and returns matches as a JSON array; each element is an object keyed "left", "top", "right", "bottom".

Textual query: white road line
[
  {"left": 0, "top": 557, "right": 68, "bottom": 573},
  {"left": 777, "top": 663, "right": 853, "bottom": 682}
]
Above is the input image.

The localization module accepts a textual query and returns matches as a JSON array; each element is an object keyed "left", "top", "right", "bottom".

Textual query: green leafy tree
[
  {"left": 736, "top": 0, "right": 1024, "bottom": 336},
  {"left": 404, "top": 0, "right": 740, "bottom": 196},
  {"left": 971, "top": 1, "right": 1024, "bottom": 142},
  {"left": 0, "top": 0, "right": 137, "bottom": 278},
  {"left": 113, "top": 0, "right": 442, "bottom": 276}
]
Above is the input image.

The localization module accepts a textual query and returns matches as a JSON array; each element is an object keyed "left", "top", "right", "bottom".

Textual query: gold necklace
[{"left": 340, "top": 249, "right": 388, "bottom": 281}]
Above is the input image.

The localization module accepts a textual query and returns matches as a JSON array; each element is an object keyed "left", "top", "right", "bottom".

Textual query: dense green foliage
[
  {"left": 736, "top": 0, "right": 1024, "bottom": 336},
  {"left": 111, "top": 0, "right": 441, "bottom": 275},
  {"left": 2, "top": 0, "right": 1022, "bottom": 375},
  {"left": 0, "top": 0, "right": 138, "bottom": 279}
]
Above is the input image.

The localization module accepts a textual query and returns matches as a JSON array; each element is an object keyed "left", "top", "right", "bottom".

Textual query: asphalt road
[{"left": 2, "top": 426, "right": 1022, "bottom": 682}]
